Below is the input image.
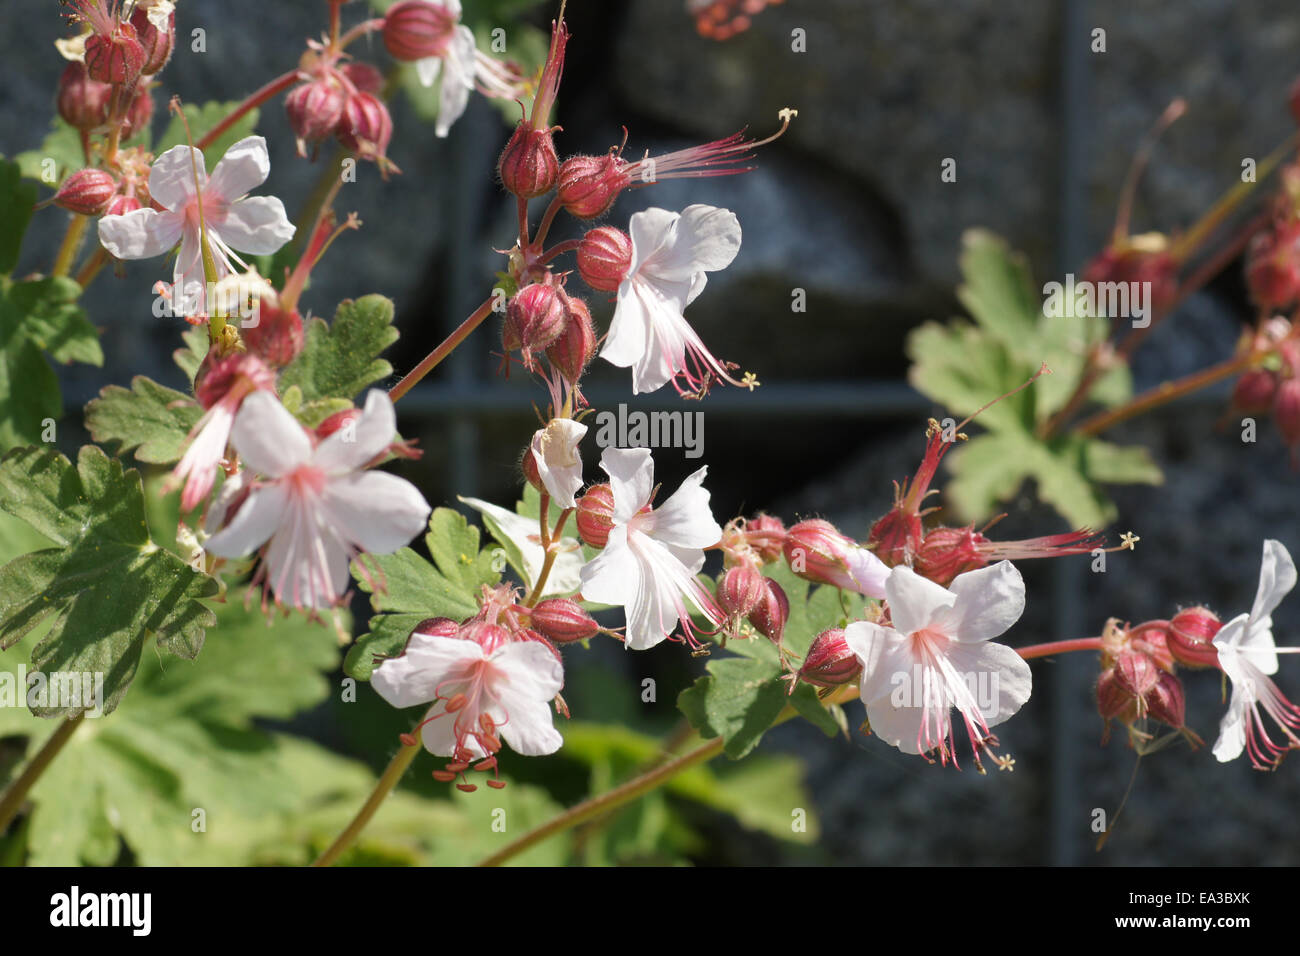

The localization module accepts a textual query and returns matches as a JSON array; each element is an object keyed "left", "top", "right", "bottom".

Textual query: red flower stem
[
  {"left": 530, "top": 196, "right": 565, "bottom": 250},
  {"left": 388, "top": 296, "right": 497, "bottom": 402},
  {"left": 538, "top": 239, "right": 581, "bottom": 265},
  {"left": 339, "top": 18, "right": 386, "bottom": 50},
  {"left": 195, "top": 70, "right": 299, "bottom": 152},
  {"left": 517, "top": 195, "right": 531, "bottom": 247},
  {"left": 1016, "top": 637, "right": 1103, "bottom": 660}
]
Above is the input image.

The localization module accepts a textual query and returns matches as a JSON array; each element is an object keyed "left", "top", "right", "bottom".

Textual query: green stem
[
  {"left": 51, "top": 215, "right": 89, "bottom": 278},
  {"left": 0, "top": 715, "right": 84, "bottom": 835},
  {"left": 476, "top": 735, "right": 726, "bottom": 867},
  {"left": 388, "top": 296, "right": 497, "bottom": 402},
  {"left": 311, "top": 739, "right": 421, "bottom": 867}
]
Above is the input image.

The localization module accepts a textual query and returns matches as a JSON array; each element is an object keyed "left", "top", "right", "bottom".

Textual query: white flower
[
  {"left": 131, "top": 0, "right": 176, "bottom": 32},
  {"left": 530, "top": 418, "right": 587, "bottom": 509},
  {"left": 1212, "top": 539, "right": 1300, "bottom": 768},
  {"left": 578, "top": 447, "right": 723, "bottom": 650},
  {"left": 204, "top": 389, "right": 431, "bottom": 610},
  {"left": 404, "top": 0, "right": 479, "bottom": 138},
  {"left": 97, "top": 136, "right": 295, "bottom": 315},
  {"left": 372, "top": 627, "right": 564, "bottom": 762},
  {"left": 457, "top": 495, "right": 584, "bottom": 599},
  {"left": 844, "top": 562, "right": 1031, "bottom": 770},
  {"left": 602, "top": 204, "right": 743, "bottom": 396}
]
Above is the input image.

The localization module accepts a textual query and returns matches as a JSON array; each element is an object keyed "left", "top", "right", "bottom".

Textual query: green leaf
[
  {"left": 174, "top": 324, "right": 209, "bottom": 383},
  {"left": 14, "top": 119, "right": 85, "bottom": 189},
  {"left": 0, "top": 159, "right": 38, "bottom": 274},
  {"left": 7, "top": 276, "right": 102, "bottom": 366},
  {"left": 278, "top": 295, "right": 398, "bottom": 404},
  {"left": 955, "top": 228, "right": 1043, "bottom": 349},
  {"left": 85, "top": 376, "right": 201, "bottom": 465},
  {"left": 155, "top": 101, "right": 261, "bottom": 165},
  {"left": 677, "top": 658, "right": 789, "bottom": 760},
  {"left": 906, "top": 321, "right": 1034, "bottom": 434},
  {"left": 345, "top": 508, "right": 501, "bottom": 680},
  {"left": 0, "top": 445, "right": 218, "bottom": 716}
]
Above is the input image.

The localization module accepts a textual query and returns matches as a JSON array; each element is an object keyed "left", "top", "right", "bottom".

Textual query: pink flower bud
[
  {"left": 1145, "top": 671, "right": 1187, "bottom": 729},
  {"left": 338, "top": 92, "right": 396, "bottom": 174},
  {"left": 747, "top": 577, "right": 790, "bottom": 645},
  {"left": 382, "top": 0, "right": 458, "bottom": 60},
  {"left": 1114, "top": 649, "right": 1159, "bottom": 699},
  {"left": 798, "top": 628, "right": 863, "bottom": 688},
  {"left": 105, "top": 193, "right": 141, "bottom": 217},
  {"left": 460, "top": 620, "right": 510, "bottom": 654},
  {"left": 1246, "top": 227, "right": 1300, "bottom": 311},
  {"left": 529, "top": 598, "right": 599, "bottom": 644},
  {"left": 194, "top": 354, "right": 275, "bottom": 410},
  {"left": 576, "top": 226, "right": 633, "bottom": 292},
  {"left": 504, "top": 282, "right": 568, "bottom": 366},
  {"left": 576, "top": 483, "right": 616, "bottom": 548},
  {"left": 242, "top": 301, "right": 304, "bottom": 367},
  {"left": 1291, "top": 75, "right": 1300, "bottom": 130},
  {"left": 546, "top": 294, "right": 597, "bottom": 384},
  {"left": 53, "top": 168, "right": 117, "bottom": 216},
  {"left": 912, "top": 526, "right": 985, "bottom": 586},
  {"left": 716, "top": 564, "right": 766, "bottom": 620},
  {"left": 869, "top": 508, "right": 926, "bottom": 569},
  {"left": 1096, "top": 668, "right": 1136, "bottom": 723},
  {"left": 745, "top": 514, "right": 786, "bottom": 564},
  {"left": 1231, "top": 368, "right": 1278, "bottom": 415},
  {"left": 129, "top": 5, "right": 175, "bottom": 75},
  {"left": 1128, "top": 621, "right": 1175, "bottom": 673},
  {"left": 340, "top": 61, "right": 385, "bottom": 96},
  {"left": 1274, "top": 377, "right": 1300, "bottom": 450},
  {"left": 557, "top": 153, "right": 631, "bottom": 220},
  {"left": 499, "top": 123, "right": 560, "bottom": 199},
  {"left": 1167, "top": 606, "right": 1223, "bottom": 669},
  {"left": 286, "top": 79, "right": 347, "bottom": 157},
  {"left": 784, "top": 518, "right": 881, "bottom": 594},
  {"left": 57, "top": 62, "right": 112, "bottom": 131},
  {"left": 315, "top": 407, "right": 363, "bottom": 442},
  {"left": 515, "top": 627, "right": 563, "bottom": 663},
  {"left": 521, "top": 445, "right": 543, "bottom": 492},
  {"left": 412, "top": 617, "right": 461, "bottom": 639},
  {"left": 84, "top": 21, "right": 146, "bottom": 86}
]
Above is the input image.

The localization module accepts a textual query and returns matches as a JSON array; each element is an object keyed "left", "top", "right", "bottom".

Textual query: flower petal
[
  {"left": 492, "top": 641, "right": 565, "bottom": 703},
  {"left": 206, "top": 135, "right": 271, "bottom": 201},
  {"left": 531, "top": 418, "right": 587, "bottom": 510},
  {"left": 313, "top": 389, "right": 398, "bottom": 474},
  {"left": 497, "top": 695, "right": 564, "bottom": 755},
  {"left": 435, "top": 26, "right": 477, "bottom": 138},
  {"left": 599, "top": 446, "right": 655, "bottom": 524},
  {"left": 940, "top": 560, "right": 1026, "bottom": 644},
  {"left": 97, "top": 208, "right": 184, "bottom": 260},
  {"left": 229, "top": 391, "right": 313, "bottom": 478},
  {"left": 215, "top": 196, "right": 296, "bottom": 256},
  {"left": 321, "top": 470, "right": 431, "bottom": 554},
  {"left": 884, "top": 566, "right": 956, "bottom": 637},
  {"left": 372, "top": 633, "right": 483, "bottom": 709},
  {"left": 642, "top": 204, "right": 741, "bottom": 282},
  {"left": 415, "top": 54, "right": 442, "bottom": 89},
  {"left": 943, "top": 639, "right": 1032, "bottom": 727},
  {"left": 641, "top": 465, "right": 721, "bottom": 550},
  {"left": 203, "top": 482, "right": 287, "bottom": 557},
  {"left": 458, "top": 496, "right": 583, "bottom": 597},
  {"left": 149, "top": 144, "right": 205, "bottom": 210}
]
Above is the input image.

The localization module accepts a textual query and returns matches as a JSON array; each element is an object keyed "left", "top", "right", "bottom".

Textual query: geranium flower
[
  {"left": 844, "top": 562, "right": 1032, "bottom": 770},
  {"left": 602, "top": 204, "right": 745, "bottom": 396},
  {"left": 530, "top": 418, "right": 586, "bottom": 509},
  {"left": 97, "top": 135, "right": 295, "bottom": 316},
  {"left": 1212, "top": 539, "right": 1300, "bottom": 769},
  {"left": 371, "top": 624, "right": 565, "bottom": 770},
  {"left": 578, "top": 447, "right": 724, "bottom": 650},
  {"left": 203, "top": 389, "right": 431, "bottom": 610},
  {"left": 457, "top": 495, "right": 584, "bottom": 599}
]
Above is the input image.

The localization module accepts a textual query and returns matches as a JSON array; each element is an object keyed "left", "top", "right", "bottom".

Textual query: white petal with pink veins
[
  {"left": 641, "top": 466, "right": 721, "bottom": 550},
  {"left": 97, "top": 208, "right": 184, "bottom": 260},
  {"left": 203, "top": 482, "right": 288, "bottom": 557},
  {"left": 216, "top": 196, "right": 296, "bottom": 255},
  {"left": 148, "top": 144, "right": 206, "bottom": 210},
  {"left": 206, "top": 135, "right": 272, "bottom": 201},
  {"left": 322, "top": 470, "right": 432, "bottom": 554},
  {"left": 599, "top": 446, "right": 654, "bottom": 524},
  {"left": 229, "top": 391, "right": 313, "bottom": 478},
  {"left": 939, "top": 561, "right": 1026, "bottom": 644},
  {"left": 883, "top": 566, "right": 955, "bottom": 637},
  {"left": 372, "top": 634, "right": 484, "bottom": 709},
  {"left": 314, "top": 389, "right": 399, "bottom": 475}
]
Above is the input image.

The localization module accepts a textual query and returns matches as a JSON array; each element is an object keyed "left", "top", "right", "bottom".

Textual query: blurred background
[{"left": 3, "top": 0, "right": 1300, "bottom": 864}]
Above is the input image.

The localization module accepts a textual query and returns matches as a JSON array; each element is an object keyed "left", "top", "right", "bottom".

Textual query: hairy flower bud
[
  {"left": 53, "top": 168, "right": 117, "bottom": 216},
  {"left": 1246, "top": 226, "right": 1300, "bottom": 311},
  {"left": 911, "top": 526, "right": 984, "bottom": 586},
  {"left": 747, "top": 577, "right": 790, "bottom": 645},
  {"left": 1145, "top": 671, "right": 1187, "bottom": 729},
  {"left": 499, "top": 123, "right": 559, "bottom": 199},
  {"left": 1096, "top": 668, "right": 1136, "bottom": 723},
  {"left": 529, "top": 598, "right": 599, "bottom": 644},
  {"left": 129, "top": 5, "right": 174, "bottom": 75},
  {"left": 338, "top": 92, "right": 396, "bottom": 174},
  {"left": 869, "top": 507, "right": 926, "bottom": 569},
  {"left": 716, "top": 564, "right": 766, "bottom": 620},
  {"left": 382, "top": 0, "right": 458, "bottom": 61},
  {"left": 575, "top": 483, "right": 616, "bottom": 548},
  {"left": 340, "top": 61, "right": 385, "bottom": 96},
  {"left": 57, "top": 62, "right": 112, "bottom": 131},
  {"left": 1114, "top": 649, "right": 1159, "bottom": 700},
  {"left": 84, "top": 20, "right": 146, "bottom": 86},
  {"left": 121, "top": 85, "right": 154, "bottom": 139},
  {"left": 504, "top": 282, "right": 567, "bottom": 365},
  {"left": 242, "top": 300, "right": 304, "bottom": 366},
  {"left": 1231, "top": 367, "right": 1279, "bottom": 415},
  {"left": 286, "top": 79, "right": 346, "bottom": 156},
  {"left": 1167, "top": 606, "right": 1223, "bottom": 669},
  {"left": 798, "top": 628, "right": 863, "bottom": 688},
  {"left": 546, "top": 294, "right": 597, "bottom": 384},
  {"left": 105, "top": 193, "right": 141, "bottom": 217},
  {"left": 521, "top": 445, "right": 543, "bottom": 492},
  {"left": 412, "top": 616, "right": 461, "bottom": 640},
  {"left": 745, "top": 514, "right": 787, "bottom": 564},
  {"left": 1127, "top": 620, "right": 1175, "bottom": 673},
  {"left": 784, "top": 518, "right": 884, "bottom": 595},
  {"left": 557, "top": 153, "right": 631, "bottom": 220},
  {"left": 576, "top": 226, "right": 633, "bottom": 292}
]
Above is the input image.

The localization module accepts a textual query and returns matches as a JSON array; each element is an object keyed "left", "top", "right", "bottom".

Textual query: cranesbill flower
[
  {"left": 579, "top": 447, "right": 724, "bottom": 650},
  {"left": 530, "top": 418, "right": 587, "bottom": 509},
  {"left": 602, "top": 205, "right": 747, "bottom": 396},
  {"left": 97, "top": 136, "right": 295, "bottom": 316},
  {"left": 204, "top": 389, "right": 431, "bottom": 610},
  {"left": 844, "top": 562, "right": 1031, "bottom": 771},
  {"left": 1212, "top": 539, "right": 1300, "bottom": 769}
]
